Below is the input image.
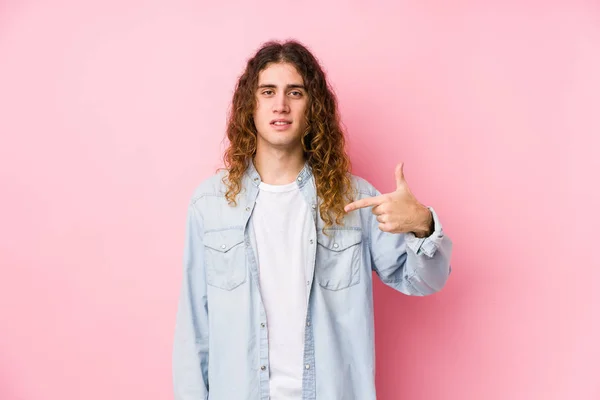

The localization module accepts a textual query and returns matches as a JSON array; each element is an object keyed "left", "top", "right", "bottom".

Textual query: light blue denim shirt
[{"left": 172, "top": 162, "right": 452, "bottom": 400}]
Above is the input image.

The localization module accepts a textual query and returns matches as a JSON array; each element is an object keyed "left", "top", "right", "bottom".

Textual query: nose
[{"left": 272, "top": 93, "right": 290, "bottom": 113}]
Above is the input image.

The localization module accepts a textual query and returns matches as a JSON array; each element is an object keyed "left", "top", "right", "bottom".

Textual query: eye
[
  {"left": 262, "top": 90, "right": 274, "bottom": 96},
  {"left": 290, "top": 90, "right": 303, "bottom": 97}
]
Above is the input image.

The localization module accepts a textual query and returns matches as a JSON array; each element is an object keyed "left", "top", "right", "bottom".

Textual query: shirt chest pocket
[
  {"left": 203, "top": 229, "right": 247, "bottom": 291},
  {"left": 315, "top": 229, "right": 363, "bottom": 291}
]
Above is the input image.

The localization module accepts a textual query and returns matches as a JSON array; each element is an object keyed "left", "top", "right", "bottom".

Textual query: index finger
[{"left": 344, "top": 195, "right": 386, "bottom": 212}]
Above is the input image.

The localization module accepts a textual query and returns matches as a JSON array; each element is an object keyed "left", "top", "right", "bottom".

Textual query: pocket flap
[
  {"left": 204, "top": 229, "right": 245, "bottom": 252},
  {"left": 317, "top": 229, "right": 362, "bottom": 251}
]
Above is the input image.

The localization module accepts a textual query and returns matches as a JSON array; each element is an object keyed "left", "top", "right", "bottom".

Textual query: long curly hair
[{"left": 222, "top": 39, "right": 353, "bottom": 229}]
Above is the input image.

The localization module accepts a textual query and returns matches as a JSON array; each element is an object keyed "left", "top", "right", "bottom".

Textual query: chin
[{"left": 260, "top": 132, "right": 301, "bottom": 145}]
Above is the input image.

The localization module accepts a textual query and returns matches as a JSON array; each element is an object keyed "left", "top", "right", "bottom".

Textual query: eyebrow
[{"left": 257, "top": 84, "right": 306, "bottom": 90}]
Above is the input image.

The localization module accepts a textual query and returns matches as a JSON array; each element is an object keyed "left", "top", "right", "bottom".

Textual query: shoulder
[
  {"left": 349, "top": 173, "right": 379, "bottom": 199},
  {"left": 189, "top": 169, "right": 229, "bottom": 205}
]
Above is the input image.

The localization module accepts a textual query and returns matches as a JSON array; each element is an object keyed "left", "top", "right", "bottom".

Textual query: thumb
[{"left": 395, "top": 162, "right": 405, "bottom": 189}]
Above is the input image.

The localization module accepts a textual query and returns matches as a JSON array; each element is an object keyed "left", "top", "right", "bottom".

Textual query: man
[{"left": 173, "top": 40, "right": 452, "bottom": 400}]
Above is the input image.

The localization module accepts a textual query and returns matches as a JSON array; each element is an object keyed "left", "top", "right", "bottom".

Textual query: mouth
[{"left": 270, "top": 119, "right": 292, "bottom": 126}]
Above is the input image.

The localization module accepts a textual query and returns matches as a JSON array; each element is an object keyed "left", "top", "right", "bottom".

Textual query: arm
[
  {"left": 344, "top": 164, "right": 453, "bottom": 296},
  {"left": 172, "top": 203, "right": 209, "bottom": 399},
  {"left": 369, "top": 201, "right": 452, "bottom": 296}
]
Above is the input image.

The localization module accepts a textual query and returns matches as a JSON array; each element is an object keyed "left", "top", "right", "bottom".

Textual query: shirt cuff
[{"left": 405, "top": 206, "right": 445, "bottom": 257}]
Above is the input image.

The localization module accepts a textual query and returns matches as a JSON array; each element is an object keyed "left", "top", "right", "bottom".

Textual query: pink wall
[{"left": 1, "top": 1, "right": 598, "bottom": 399}]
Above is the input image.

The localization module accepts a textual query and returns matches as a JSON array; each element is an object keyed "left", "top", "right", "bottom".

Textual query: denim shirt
[{"left": 172, "top": 162, "right": 453, "bottom": 400}]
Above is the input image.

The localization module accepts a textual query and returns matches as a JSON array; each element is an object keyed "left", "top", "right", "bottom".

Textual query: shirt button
[
  {"left": 261, "top": 365, "right": 266, "bottom": 371},
  {"left": 221, "top": 244, "right": 226, "bottom": 249},
  {"left": 333, "top": 243, "right": 339, "bottom": 249},
  {"left": 297, "top": 177, "right": 303, "bottom": 182},
  {"left": 306, "top": 280, "right": 310, "bottom": 286},
  {"left": 261, "top": 322, "right": 265, "bottom": 328},
  {"left": 309, "top": 239, "right": 314, "bottom": 244},
  {"left": 306, "top": 321, "right": 310, "bottom": 326},
  {"left": 305, "top": 364, "right": 310, "bottom": 369},
  {"left": 311, "top": 204, "right": 316, "bottom": 209},
  {"left": 245, "top": 206, "right": 250, "bottom": 211}
]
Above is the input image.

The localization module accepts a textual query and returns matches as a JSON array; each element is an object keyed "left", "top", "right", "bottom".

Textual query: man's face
[{"left": 253, "top": 62, "right": 308, "bottom": 152}]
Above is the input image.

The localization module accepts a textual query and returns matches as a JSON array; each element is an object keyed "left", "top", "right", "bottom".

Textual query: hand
[{"left": 344, "top": 163, "right": 434, "bottom": 237}]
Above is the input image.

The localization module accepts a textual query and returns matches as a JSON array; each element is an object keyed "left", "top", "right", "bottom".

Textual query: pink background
[{"left": 1, "top": 1, "right": 598, "bottom": 399}]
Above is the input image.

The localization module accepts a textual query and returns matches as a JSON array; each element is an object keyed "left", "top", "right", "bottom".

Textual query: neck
[{"left": 253, "top": 144, "right": 305, "bottom": 185}]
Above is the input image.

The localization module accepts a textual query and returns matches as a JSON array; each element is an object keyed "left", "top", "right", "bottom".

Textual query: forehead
[{"left": 257, "top": 62, "right": 304, "bottom": 85}]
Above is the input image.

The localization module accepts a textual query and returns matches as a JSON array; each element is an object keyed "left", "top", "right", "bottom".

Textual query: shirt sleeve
[
  {"left": 172, "top": 202, "right": 209, "bottom": 399},
  {"left": 404, "top": 206, "right": 446, "bottom": 257},
  {"left": 368, "top": 191, "right": 453, "bottom": 296}
]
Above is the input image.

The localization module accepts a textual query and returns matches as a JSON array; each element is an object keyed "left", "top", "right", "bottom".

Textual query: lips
[{"left": 270, "top": 119, "right": 292, "bottom": 126}]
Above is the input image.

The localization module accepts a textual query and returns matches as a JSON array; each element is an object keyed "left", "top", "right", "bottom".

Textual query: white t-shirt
[{"left": 252, "top": 180, "right": 313, "bottom": 399}]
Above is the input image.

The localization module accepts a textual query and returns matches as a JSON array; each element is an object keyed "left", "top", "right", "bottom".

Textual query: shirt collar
[{"left": 243, "top": 158, "right": 313, "bottom": 189}]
